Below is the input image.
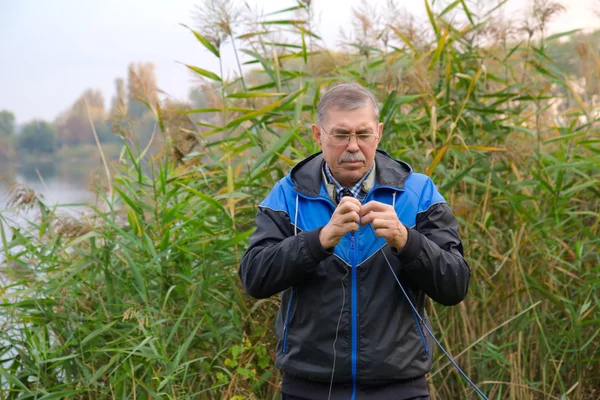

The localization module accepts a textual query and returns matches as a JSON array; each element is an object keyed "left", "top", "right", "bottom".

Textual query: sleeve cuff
[
  {"left": 392, "top": 225, "right": 422, "bottom": 264},
  {"left": 304, "top": 227, "right": 334, "bottom": 262}
]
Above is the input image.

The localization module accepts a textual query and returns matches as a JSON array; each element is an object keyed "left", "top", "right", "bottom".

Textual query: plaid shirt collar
[{"left": 324, "top": 162, "right": 375, "bottom": 202}]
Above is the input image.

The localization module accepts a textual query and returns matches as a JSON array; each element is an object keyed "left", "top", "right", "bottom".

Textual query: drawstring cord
[
  {"left": 328, "top": 269, "right": 349, "bottom": 400},
  {"left": 294, "top": 194, "right": 299, "bottom": 236}
]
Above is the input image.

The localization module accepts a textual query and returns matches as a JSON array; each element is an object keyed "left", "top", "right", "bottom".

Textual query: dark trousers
[{"left": 282, "top": 395, "right": 431, "bottom": 400}]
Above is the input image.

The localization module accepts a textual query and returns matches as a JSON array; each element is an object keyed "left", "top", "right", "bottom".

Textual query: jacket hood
[{"left": 289, "top": 150, "right": 413, "bottom": 197}]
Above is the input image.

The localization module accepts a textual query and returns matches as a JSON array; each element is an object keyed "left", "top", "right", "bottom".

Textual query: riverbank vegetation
[{"left": 1, "top": 0, "right": 599, "bottom": 399}]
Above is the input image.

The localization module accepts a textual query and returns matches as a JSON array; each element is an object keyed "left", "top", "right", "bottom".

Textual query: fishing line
[{"left": 366, "top": 224, "right": 488, "bottom": 400}]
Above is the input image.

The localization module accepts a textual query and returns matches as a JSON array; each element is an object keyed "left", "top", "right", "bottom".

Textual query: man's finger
[
  {"left": 360, "top": 213, "right": 374, "bottom": 225},
  {"left": 359, "top": 201, "right": 390, "bottom": 216},
  {"left": 338, "top": 200, "right": 361, "bottom": 214},
  {"left": 339, "top": 212, "right": 360, "bottom": 224},
  {"left": 372, "top": 227, "right": 385, "bottom": 237},
  {"left": 360, "top": 211, "right": 387, "bottom": 225},
  {"left": 373, "top": 228, "right": 394, "bottom": 239},
  {"left": 371, "top": 218, "right": 392, "bottom": 229},
  {"left": 339, "top": 196, "right": 362, "bottom": 208},
  {"left": 333, "top": 221, "right": 359, "bottom": 235}
]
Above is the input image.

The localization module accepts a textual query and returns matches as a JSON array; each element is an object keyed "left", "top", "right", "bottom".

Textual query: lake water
[
  {"left": 0, "top": 160, "right": 98, "bottom": 255},
  {"left": 0, "top": 161, "right": 95, "bottom": 208}
]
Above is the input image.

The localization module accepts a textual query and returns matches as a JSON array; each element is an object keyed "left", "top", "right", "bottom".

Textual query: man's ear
[
  {"left": 311, "top": 124, "right": 322, "bottom": 148},
  {"left": 378, "top": 122, "right": 383, "bottom": 138}
]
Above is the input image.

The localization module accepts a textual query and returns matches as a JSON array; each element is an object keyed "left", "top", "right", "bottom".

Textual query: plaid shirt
[{"left": 324, "top": 162, "right": 374, "bottom": 203}]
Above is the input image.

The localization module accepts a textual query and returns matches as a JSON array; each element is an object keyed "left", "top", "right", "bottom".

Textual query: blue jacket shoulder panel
[
  {"left": 259, "top": 178, "right": 292, "bottom": 214},
  {"left": 403, "top": 173, "right": 446, "bottom": 214}
]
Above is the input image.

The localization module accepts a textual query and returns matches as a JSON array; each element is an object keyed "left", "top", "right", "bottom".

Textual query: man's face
[{"left": 312, "top": 106, "right": 383, "bottom": 187}]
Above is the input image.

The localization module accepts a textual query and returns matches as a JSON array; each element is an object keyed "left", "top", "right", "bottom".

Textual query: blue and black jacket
[{"left": 239, "top": 150, "right": 470, "bottom": 395}]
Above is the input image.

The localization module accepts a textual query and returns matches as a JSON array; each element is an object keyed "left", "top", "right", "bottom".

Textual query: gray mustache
[{"left": 339, "top": 153, "right": 366, "bottom": 163}]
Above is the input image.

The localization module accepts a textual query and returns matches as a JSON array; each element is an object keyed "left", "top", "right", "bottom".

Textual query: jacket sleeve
[
  {"left": 239, "top": 204, "right": 333, "bottom": 299},
  {"left": 393, "top": 199, "right": 471, "bottom": 306}
]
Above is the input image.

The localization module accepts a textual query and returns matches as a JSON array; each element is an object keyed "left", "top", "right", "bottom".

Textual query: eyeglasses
[{"left": 320, "top": 125, "right": 379, "bottom": 147}]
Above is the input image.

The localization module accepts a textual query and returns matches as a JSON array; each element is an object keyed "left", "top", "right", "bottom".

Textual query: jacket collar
[{"left": 289, "top": 150, "right": 412, "bottom": 198}]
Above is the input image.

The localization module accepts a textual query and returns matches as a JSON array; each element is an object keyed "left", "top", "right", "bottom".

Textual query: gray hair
[{"left": 316, "top": 83, "right": 380, "bottom": 126}]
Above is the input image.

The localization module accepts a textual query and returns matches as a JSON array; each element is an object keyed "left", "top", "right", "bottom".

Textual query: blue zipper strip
[
  {"left": 413, "top": 310, "right": 429, "bottom": 355},
  {"left": 350, "top": 233, "right": 357, "bottom": 400},
  {"left": 283, "top": 288, "right": 295, "bottom": 354}
]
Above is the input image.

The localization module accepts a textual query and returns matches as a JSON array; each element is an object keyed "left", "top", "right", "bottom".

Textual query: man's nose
[{"left": 346, "top": 135, "right": 360, "bottom": 151}]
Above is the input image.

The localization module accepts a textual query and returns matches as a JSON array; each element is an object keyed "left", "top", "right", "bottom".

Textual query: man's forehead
[{"left": 323, "top": 106, "right": 379, "bottom": 127}]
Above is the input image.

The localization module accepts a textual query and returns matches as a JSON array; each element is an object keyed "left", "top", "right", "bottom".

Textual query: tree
[
  {"left": 16, "top": 120, "right": 57, "bottom": 154},
  {"left": 0, "top": 110, "right": 15, "bottom": 137},
  {"left": 56, "top": 89, "right": 106, "bottom": 146},
  {"left": 0, "top": 110, "right": 16, "bottom": 161},
  {"left": 58, "top": 114, "right": 90, "bottom": 146},
  {"left": 96, "top": 119, "right": 121, "bottom": 144}
]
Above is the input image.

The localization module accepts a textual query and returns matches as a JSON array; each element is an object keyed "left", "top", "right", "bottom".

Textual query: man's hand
[
  {"left": 319, "top": 196, "right": 362, "bottom": 249},
  {"left": 360, "top": 201, "right": 407, "bottom": 252}
]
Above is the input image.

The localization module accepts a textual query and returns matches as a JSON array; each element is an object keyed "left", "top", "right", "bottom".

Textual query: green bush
[{"left": 15, "top": 120, "right": 58, "bottom": 155}]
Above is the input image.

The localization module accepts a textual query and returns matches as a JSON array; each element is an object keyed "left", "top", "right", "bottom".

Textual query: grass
[{"left": 1, "top": 1, "right": 599, "bottom": 399}]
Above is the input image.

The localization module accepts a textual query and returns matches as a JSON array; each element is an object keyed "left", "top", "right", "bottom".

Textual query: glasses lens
[
  {"left": 358, "top": 134, "right": 376, "bottom": 143},
  {"left": 327, "top": 131, "right": 377, "bottom": 146},
  {"left": 332, "top": 135, "right": 348, "bottom": 146}
]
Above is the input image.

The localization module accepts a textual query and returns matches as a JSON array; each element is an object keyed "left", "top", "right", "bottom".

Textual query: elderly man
[{"left": 239, "top": 83, "right": 470, "bottom": 400}]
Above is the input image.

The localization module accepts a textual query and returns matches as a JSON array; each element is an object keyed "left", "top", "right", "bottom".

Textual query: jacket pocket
[{"left": 282, "top": 287, "right": 296, "bottom": 354}]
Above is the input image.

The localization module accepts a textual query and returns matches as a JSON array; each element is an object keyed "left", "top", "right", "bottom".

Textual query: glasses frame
[{"left": 319, "top": 124, "right": 380, "bottom": 147}]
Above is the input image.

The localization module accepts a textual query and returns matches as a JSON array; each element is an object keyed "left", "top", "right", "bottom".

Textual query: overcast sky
[{"left": 1, "top": 0, "right": 598, "bottom": 124}]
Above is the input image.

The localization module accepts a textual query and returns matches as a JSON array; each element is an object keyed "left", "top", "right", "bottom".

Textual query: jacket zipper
[
  {"left": 350, "top": 233, "right": 358, "bottom": 400},
  {"left": 283, "top": 288, "right": 295, "bottom": 354},
  {"left": 290, "top": 186, "right": 406, "bottom": 389}
]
